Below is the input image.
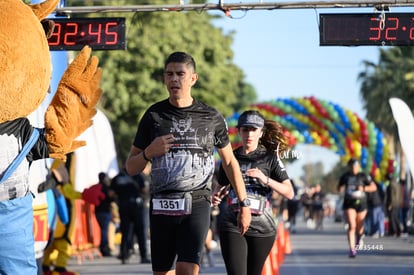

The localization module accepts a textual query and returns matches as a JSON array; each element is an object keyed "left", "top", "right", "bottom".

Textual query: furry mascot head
[
  {"left": 0, "top": 0, "right": 54, "bottom": 123},
  {"left": 0, "top": 0, "right": 102, "bottom": 273},
  {"left": 0, "top": 0, "right": 102, "bottom": 159}
]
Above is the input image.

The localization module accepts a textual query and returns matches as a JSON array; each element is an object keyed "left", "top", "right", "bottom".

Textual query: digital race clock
[
  {"left": 48, "top": 17, "right": 126, "bottom": 50},
  {"left": 320, "top": 13, "right": 414, "bottom": 46}
]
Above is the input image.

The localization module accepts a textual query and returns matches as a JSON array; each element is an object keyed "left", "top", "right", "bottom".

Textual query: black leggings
[{"left": 220, "top": 231, "right": 275, "bottom": 275}]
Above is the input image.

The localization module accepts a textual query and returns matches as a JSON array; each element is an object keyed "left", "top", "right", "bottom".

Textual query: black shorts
[
  {"left": 343, "top": 198, "right": 367, "bottom": 213},
  {"left": 149, "top": 196, "right": 211, "bottom": 272}
]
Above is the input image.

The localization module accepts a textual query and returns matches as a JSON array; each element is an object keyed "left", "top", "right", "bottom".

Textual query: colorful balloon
[{"left": 227, "top": 97, "right": 393, "bottom": 180}]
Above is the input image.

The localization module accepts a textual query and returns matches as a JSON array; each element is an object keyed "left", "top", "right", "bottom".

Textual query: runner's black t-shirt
[
  {"left": 338, "top": 171, "right": 373, "bottom": 211},
  {"left": 218, "top": 146, "right": 290, "bottom": 237},
  {"left": 134, "top": 99, "right": 229, "bottom": 194},
  {"left": 338, "top": 171, "right": 371, "bottom": 200}
]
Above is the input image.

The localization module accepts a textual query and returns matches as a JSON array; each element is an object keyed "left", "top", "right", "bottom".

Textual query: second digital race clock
[{"left": 320, "top": 13, "right": 414, "bottom": 46}]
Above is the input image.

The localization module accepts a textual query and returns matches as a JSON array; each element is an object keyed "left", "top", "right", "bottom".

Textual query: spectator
[
  {"left": 287, "top": 180, "right": 299, "bottom": 233},
  {"left": 301, "top": 186, "right": 314, "bottom": 223},
  {"left": 312, "top": 184, "right": 325, "bottom": 230},
  {"left": 94, "top": 172, "right": 116, "bottom": 257},
  {"left": 386, "top": 173, "right": 401, "bottom": 237},
  {"left": 399, "top": 179, "right": 411, "bottom": 237},
  {"left": 111, "top": 169, "right": 151, "bottom": 264},
  {"left": 366, "top": 177, "right": 385, "bottom": 238}
]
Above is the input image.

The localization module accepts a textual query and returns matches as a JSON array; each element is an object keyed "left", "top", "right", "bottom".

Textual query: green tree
[
  {"left": 322, "top": 161, "right": 347, "bottom": 194},
  {"left": 73, "top": 1, "right": 256, "bottom": 164},
  {"left": 300, "top": 161, "right": 325, "bottom": 187}
]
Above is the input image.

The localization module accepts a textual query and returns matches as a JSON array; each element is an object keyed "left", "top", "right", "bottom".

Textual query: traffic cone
[
  {"left": 277, "top": 221, "right": 286, "bottom": 249},
  {"left": 276, "top": 222, "right": 286, "bottom": 264},
  {"left": 277, "top": 234, "right": 284, "bottom": 264},
  {"left": 261, "top": 256, "right": 272, "bottom": 275},
  {"left": 270, "top": 244, "right": 280, "bottom": 275},
  {"left": 284, "top": 227, "right": 292, "bottom": 254}
]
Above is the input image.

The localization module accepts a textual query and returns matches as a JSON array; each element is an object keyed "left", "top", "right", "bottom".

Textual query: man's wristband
[{"left": 142, "top": 150, "right": 151, "bottom": 162}]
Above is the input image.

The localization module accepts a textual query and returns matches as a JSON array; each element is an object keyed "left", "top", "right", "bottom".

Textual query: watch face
[{"left": 240, "top": 198, "right": 251, "bottom": 207}]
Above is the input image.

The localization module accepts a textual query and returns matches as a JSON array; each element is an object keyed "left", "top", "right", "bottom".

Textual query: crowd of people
[
  {"left": 69, "top": 52, "right": 413, "bottom": 273},
  {"left": 91, "top": 167, "right": 151, "bottom": 265},
  {"left": 268, "top": 158, "right": 413, "bottom": 260},
  {"left": 274, "top": 182, "right": 330, "bottom": 233},
  {"left": 98, "top": 52, "right": 413, "bottom": 272},
  {"left": 92, "top": 158, "right": 413, "bottom": 268}
]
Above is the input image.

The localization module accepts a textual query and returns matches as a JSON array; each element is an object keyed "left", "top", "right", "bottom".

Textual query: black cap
[
  {"left": 347, "top": 158, "right": 359, "bottom": 167},
  {"left": 237, "top": 112, "right": 264, "bottom": 128}
]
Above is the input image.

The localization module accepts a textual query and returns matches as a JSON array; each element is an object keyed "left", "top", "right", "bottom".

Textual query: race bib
[{"left": 152, "top": 192, "right": 192, "bottom": 216}]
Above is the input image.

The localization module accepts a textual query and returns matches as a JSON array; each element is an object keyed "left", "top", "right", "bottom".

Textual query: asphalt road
[
  {"left": 280, "top": 219, "right": 414, "bottom": 275},
  {"left": 66, "top": 217, "right": 414, "bottom": 275}
]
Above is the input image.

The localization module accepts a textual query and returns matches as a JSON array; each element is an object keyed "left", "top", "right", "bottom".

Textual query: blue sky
[{"left": 210, "top": 5, "right": 414, "bottom": 180}]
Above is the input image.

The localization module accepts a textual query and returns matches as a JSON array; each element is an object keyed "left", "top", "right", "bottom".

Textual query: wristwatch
[{"left": 238, "top": 198, "right": 251, "bottom": 207}]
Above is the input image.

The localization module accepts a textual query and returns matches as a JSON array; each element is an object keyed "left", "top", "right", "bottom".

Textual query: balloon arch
[{"left": 226, "top": 96, "right": 394, "bottom": 181}]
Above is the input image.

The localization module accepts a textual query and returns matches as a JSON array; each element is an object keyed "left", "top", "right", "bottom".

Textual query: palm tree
[{"left": 358, "top": 47, "right": 414, "bottom": 179}]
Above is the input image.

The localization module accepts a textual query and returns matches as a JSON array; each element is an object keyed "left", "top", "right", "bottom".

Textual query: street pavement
[
  {"left": 280, "top": 219, "right": 414, "bottom": 275},
  {"left": 66, "top": 217, "right": 414, "bottom": 275}
]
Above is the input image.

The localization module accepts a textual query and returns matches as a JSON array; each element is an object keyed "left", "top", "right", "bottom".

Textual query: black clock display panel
[
  {"left": 48, "top": 17, "right": 126, "bottom": 50},
  {"left": 320, "top": 13, "right": 414, "bottom": 46}
]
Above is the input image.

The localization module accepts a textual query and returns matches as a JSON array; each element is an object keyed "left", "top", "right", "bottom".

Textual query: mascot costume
[{"left": 0, "top": 0, "right": 104, "bottom": 274}]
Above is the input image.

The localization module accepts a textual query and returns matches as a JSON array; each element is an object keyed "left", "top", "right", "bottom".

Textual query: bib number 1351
[
  {"left": 155, "top": 198, "right": 184, "bottom": 210},
  {"left": 152, "top": 194, "right": 192, "bottom": 216}
]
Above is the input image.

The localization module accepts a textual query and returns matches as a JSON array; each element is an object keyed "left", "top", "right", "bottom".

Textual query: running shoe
[{"left": 349, "top": 249, "right": 357, "bottom": 258}]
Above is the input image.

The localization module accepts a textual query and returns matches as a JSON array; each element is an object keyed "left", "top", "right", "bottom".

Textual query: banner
[{"left": 389, "top": 97, "right": 414, "bottom": 177}]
